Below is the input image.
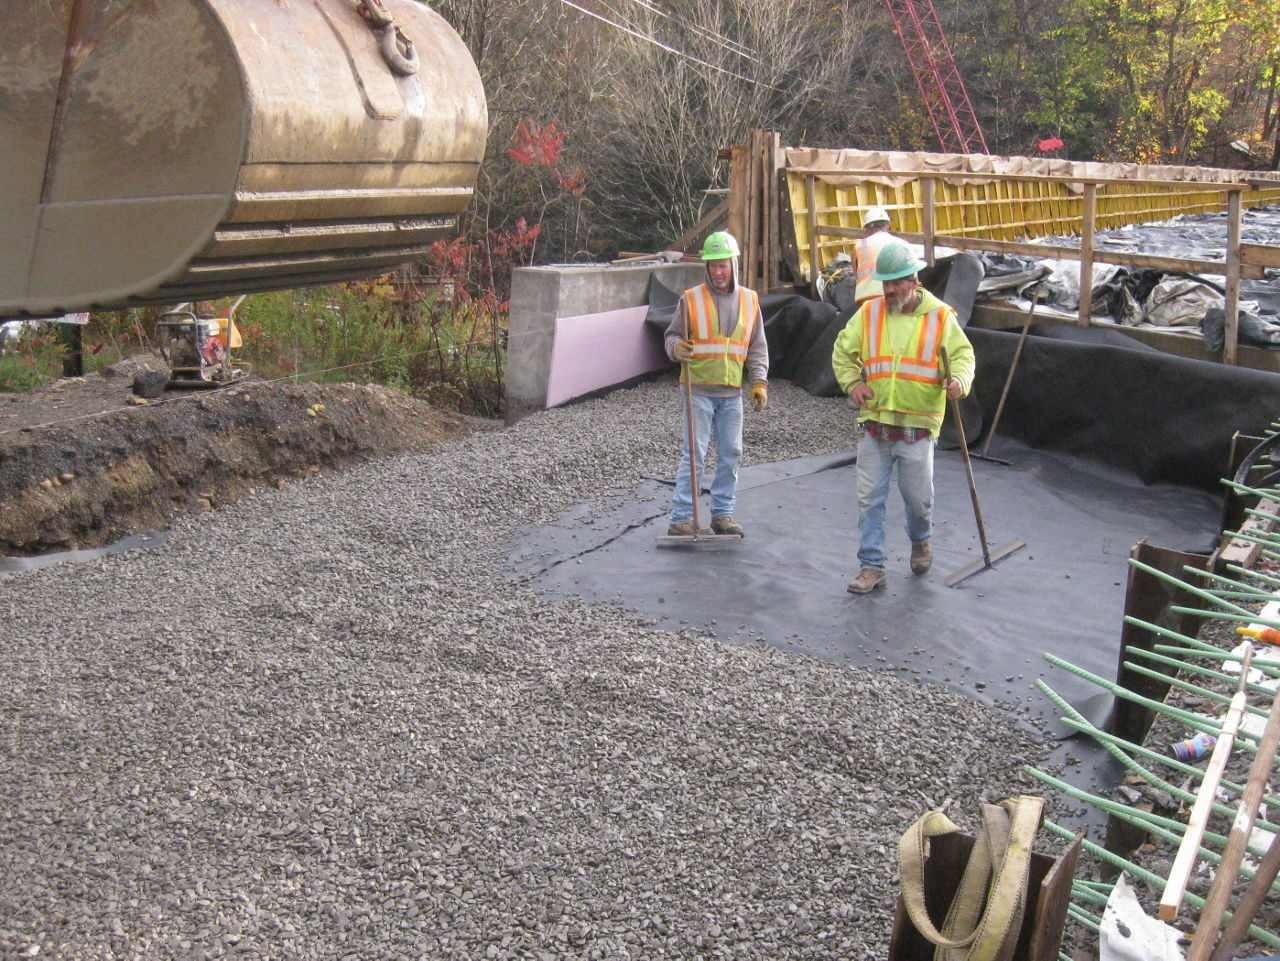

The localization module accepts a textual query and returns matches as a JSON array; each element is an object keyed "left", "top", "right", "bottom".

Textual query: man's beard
[{"left": 887, "top": 291, "right": 918, "bottom": 313}]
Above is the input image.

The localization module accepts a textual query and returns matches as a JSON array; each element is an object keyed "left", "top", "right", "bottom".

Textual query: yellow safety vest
[
  {"left": 859, "top": 296, "right": 951, "bottom": 419},
  {"left": 681, "top": 284, "right": 759, "bottom": 388}
]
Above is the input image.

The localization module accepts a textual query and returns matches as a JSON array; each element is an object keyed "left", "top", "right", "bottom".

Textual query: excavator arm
[{"left": 0, "top": 0, "right": 487, "bottom": 316}]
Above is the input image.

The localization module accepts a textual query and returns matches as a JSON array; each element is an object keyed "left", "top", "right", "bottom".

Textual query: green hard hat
[
  {"left": 701, "top": 231, "right": 740, "bottom": 261},
  {"left": 872, "top": 241, "right": 927, "bottom": 282}
]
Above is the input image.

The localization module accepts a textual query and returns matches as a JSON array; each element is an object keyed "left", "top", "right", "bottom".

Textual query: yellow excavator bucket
[{"left": 0, "top": 0, "right": 487, "bottom": 316}]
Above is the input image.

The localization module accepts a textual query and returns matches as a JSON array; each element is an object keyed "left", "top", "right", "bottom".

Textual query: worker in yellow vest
[
  {"left": 852, "top": 207, "right": 897, "bottom": 308},
  {"left": 832, "top": 241, "right": 975, "bottom": 594},
  {"left": 665, "top": 231, "right": 770, "bottom": 537}
]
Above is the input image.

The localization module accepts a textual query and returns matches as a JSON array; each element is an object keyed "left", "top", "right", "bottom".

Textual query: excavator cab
[
  {"left": 156, "top": 296, "right": 248, "bottom": 387},
  {"left": 0, "top": 0, "right": 487, "bottom": 317}
]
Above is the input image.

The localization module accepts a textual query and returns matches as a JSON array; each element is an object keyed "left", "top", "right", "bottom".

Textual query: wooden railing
[{"left": 787, "top": 166, "right": 1280, "bottom": 366}]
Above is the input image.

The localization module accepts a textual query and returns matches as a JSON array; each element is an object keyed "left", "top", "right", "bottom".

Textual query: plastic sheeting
[{"left": 977, "top": 204, "right": 1280, "bottom": 348}]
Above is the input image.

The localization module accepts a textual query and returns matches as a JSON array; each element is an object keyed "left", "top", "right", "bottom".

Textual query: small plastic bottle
[{"left": 1171, "top": 733, "right": 1217, "bottom": 762}]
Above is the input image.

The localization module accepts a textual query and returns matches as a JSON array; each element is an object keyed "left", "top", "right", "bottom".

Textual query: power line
[
  {"left": 552, "top": 0, "right": 777, "bottom": 90},
  {"left": 619, "top": 0, "right": 758, "bottom": 62}
]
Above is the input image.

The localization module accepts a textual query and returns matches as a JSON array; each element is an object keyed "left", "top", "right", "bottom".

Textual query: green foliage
[
  {"left": 231, "top": 274, "right": 506, "bottom": 419},
  {"left": 0, "top": 326, "right": 63, "bottom": 392}
]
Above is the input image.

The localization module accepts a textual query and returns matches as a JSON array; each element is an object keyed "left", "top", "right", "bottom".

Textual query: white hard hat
[{"left": 862, "top": 206, "right": 890, "bottom": 227}]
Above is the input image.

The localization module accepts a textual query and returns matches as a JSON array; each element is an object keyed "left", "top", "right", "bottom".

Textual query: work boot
[
  {"left": 846, "top": 568, "right": 886, "bottom": 594},
  {"left": 910, "top": 539, "right": 933, "bottom": 575},
  {"left": 667, "top": 521, "right": 697, "bottom": 536},
  {"left": 711, "top": 515, "right": 743, "bottom": 536}
]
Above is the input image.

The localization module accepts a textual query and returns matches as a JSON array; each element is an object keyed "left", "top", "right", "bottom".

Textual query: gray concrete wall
[{"left": 506, "top": 262, "right": 704, "bottom": 422}]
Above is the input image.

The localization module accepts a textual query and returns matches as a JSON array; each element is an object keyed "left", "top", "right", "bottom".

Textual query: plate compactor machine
[{"left": 156, "top": 296, "right": 249, "bottom": 387}]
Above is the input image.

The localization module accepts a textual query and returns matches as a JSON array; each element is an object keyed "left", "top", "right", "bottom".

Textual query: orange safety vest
[
  {"left": 854, "top": 232, "right": 896, "bottom": 301},
  {"left": 681, "top": 283, "right": 759, "bottom": 387},
  {"left": 859, "top": 296, "right": 951, "bottom": 418}
]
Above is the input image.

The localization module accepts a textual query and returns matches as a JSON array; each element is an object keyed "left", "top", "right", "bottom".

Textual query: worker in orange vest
[
  {"left": 665, "top": 231, "right": 770, "bottom": 537},
  {"left": 852, "top": 207, "right": 898, "bottom": 309}
]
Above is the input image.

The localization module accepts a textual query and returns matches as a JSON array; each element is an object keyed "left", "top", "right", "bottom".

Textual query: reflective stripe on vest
[
  {"left": 861, "top": 298, "right": 946, "bottom": 385},
  {"left": 682, "top": 284, "right": 758, "bottom": 387},
  {"left": 858, "top": 297, "right": 951, "bottom": 419},
  {"left": 855, "top": 237, "right": 877, "bottom": 286}
]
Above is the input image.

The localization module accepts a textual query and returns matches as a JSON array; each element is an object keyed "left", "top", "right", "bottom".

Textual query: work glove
[
  {"left": 672, "top": 339, "right": 695, "bottom": 362},
  {"left": 749, "top": 381, "right": 768, "bottom": 412}
]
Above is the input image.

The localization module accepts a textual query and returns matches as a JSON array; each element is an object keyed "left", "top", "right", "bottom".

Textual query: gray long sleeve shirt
[{"left": 663, "top": 276, "right": 769, "bottom": 398}]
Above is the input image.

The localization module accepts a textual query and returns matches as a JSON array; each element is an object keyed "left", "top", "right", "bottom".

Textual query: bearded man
[{"left": 831, "top": 241, "right": 975, "bottom": 594}]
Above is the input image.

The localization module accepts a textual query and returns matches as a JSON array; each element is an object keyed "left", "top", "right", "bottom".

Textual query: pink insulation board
[{"left": 544, "top": 306, "right": 670, "bottom": 407}]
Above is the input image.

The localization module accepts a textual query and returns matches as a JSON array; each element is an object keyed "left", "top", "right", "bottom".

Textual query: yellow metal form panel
[{"left": 786, "top": 147, "right": 1280, "bottom": 281}]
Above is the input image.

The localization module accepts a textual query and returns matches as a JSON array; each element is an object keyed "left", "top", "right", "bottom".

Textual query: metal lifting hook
[
  {"left": 356, "top": 0, "right": 420, "bottom": 76},
  {"left": 380, "top": 25, "right": 419, "bottom": 76}
]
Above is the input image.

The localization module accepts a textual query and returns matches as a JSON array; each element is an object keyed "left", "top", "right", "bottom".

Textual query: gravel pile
[{"left": 1, "top": 379, "right": 1054, "bottom": 960}]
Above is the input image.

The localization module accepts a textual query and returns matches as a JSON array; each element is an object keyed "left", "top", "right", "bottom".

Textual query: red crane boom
[{"left": 883, "top": 0, "right": 989, "bottom": 155}]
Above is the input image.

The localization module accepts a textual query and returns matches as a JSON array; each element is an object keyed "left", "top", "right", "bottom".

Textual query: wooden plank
[
  {"left": 813, "top": 227, "right": 1267, "bottom": 279},
  {"left": 667, "top": 198, "right": 729, "bottom": 256},
  {"left": 1218, "top": 497, "right": 1280, "bottom": 568},
  {"left": 1241, "top": 242, "right": 1280, "bottom": 268},
  {"left": 787, "top": 167, "right": 1280, "bottom": 191},
  {"left": 922, "top": 179, "right": 936, "bottom": 264},
  {"left": 766, "top": 131, "right": 781, "bottom": 292},
  {"left": 1187, "top": 683, "right": 1280, "bottom": 961},
  {"left": 1080, "top": 184, "right": 1096, "bottom": 327},
  {"left": 805, "top": 174, "right": 819, "bottom": 283},
  {"left": 727, "top": 146, "right": 748, "bottom": 250},
  {"left": 1159, "top": 649, "right": 1253, "bottom": 921},
  {"left": 1224, "top": 189, "right": 1242, "bottom": 365},
  {"left": 745, "top": 129, "right": 763, "bottom": 289},
  {"left": 969, "top": 302, "right": 1280, "bottom": 372}
]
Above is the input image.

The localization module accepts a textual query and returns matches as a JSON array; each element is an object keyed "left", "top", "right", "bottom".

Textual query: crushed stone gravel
[{"left": 1, "top": 379, "right": 1057, "bottom": 960}]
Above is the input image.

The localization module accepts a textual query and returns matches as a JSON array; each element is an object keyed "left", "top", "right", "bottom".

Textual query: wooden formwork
[{"left": 720, "top": 130, "right": 1280, "bottom": 367}]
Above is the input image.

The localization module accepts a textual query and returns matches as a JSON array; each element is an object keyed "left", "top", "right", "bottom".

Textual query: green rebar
[
  {"left": 1152, "top": 645, "right": 1280, "bottom": 677},
  {"left": 1217, "top": 528, "right": 1280, "bottom": 551},
  {"left": 1127, "top": 644, "right": 1280, "bottom": 702},
  {"left": 1065, "top": 903, "right": 1101, "bottom": 934},
  {"left": 1193, "top": 565, "right": 1277, "bottom": 599},
  {"left": 1074, "top": 879, "right": 1114, "bottom": 892},
  {"left": 1037, "top": 680, "right": 1232, "bottom": 803},
  {"left": 1055, "top": 714, "right": 1276, "bottom": 815},
  {"left": 1124, "top": 615, "right": 1222, "bottom": 653},
  {"left": 1070, "top": 882, "right": 1111, "bottom": 908},
  {"left": 1026, "top": 765, "right": 1276, "bottom": 870},
  {"left": 1040, "top": 819, "right": 1280, "bottom": 949},
  {"left": 1127, "top": 557, "right": 1258, "bottom": 619},
  {"left": 1223, "top": 477, "right": 1280, "bottom": 499},
  {"left": 1025, "top": 767, "right": 1231, "bottom": 854},
  {"left": 1122, "top": 661, "right": 1273, "bottom": 720},
  {"left": 1225, "top": 562, "right": 1280, "bottom": 589},
  {"left": 1034, "top": 682, "right": 1278, "bottom": 832},
  {"left": 1244, "top": 504, "right": 1280, "bottom": 524},
  {"left": 1169, "top": 605, "right": 1280, "bottom": 635},
  {"left": 1040, "top": 654, "right": 1258, "bottom": 749}
]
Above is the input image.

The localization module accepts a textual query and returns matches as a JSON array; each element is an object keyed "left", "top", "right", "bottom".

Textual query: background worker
[
  {"left": 665, "top": 231, "right": 769, "bottom": 537},
  {"left": 852, "top": 207, "right": 897, "bottom": 308},
  {"left": 832, "top": 241, "right": 975, "bottom": 594}
]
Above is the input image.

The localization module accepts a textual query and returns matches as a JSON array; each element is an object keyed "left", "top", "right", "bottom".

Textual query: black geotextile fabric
[{"left": 967, "top": 325, "right": 1280, "bottom": 492}]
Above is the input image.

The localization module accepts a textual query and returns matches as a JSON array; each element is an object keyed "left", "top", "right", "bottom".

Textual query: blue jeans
[
  {"left": 856, "top": 431, "right": 934, "bottom": 570},
  {"left": 670, "top": 393, "right": 743, "bottom": 524}
]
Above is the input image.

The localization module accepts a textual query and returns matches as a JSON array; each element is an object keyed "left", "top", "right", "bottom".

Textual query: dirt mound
[{"left": 0, "top": 357, "right": 480, "bottom": 554}]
